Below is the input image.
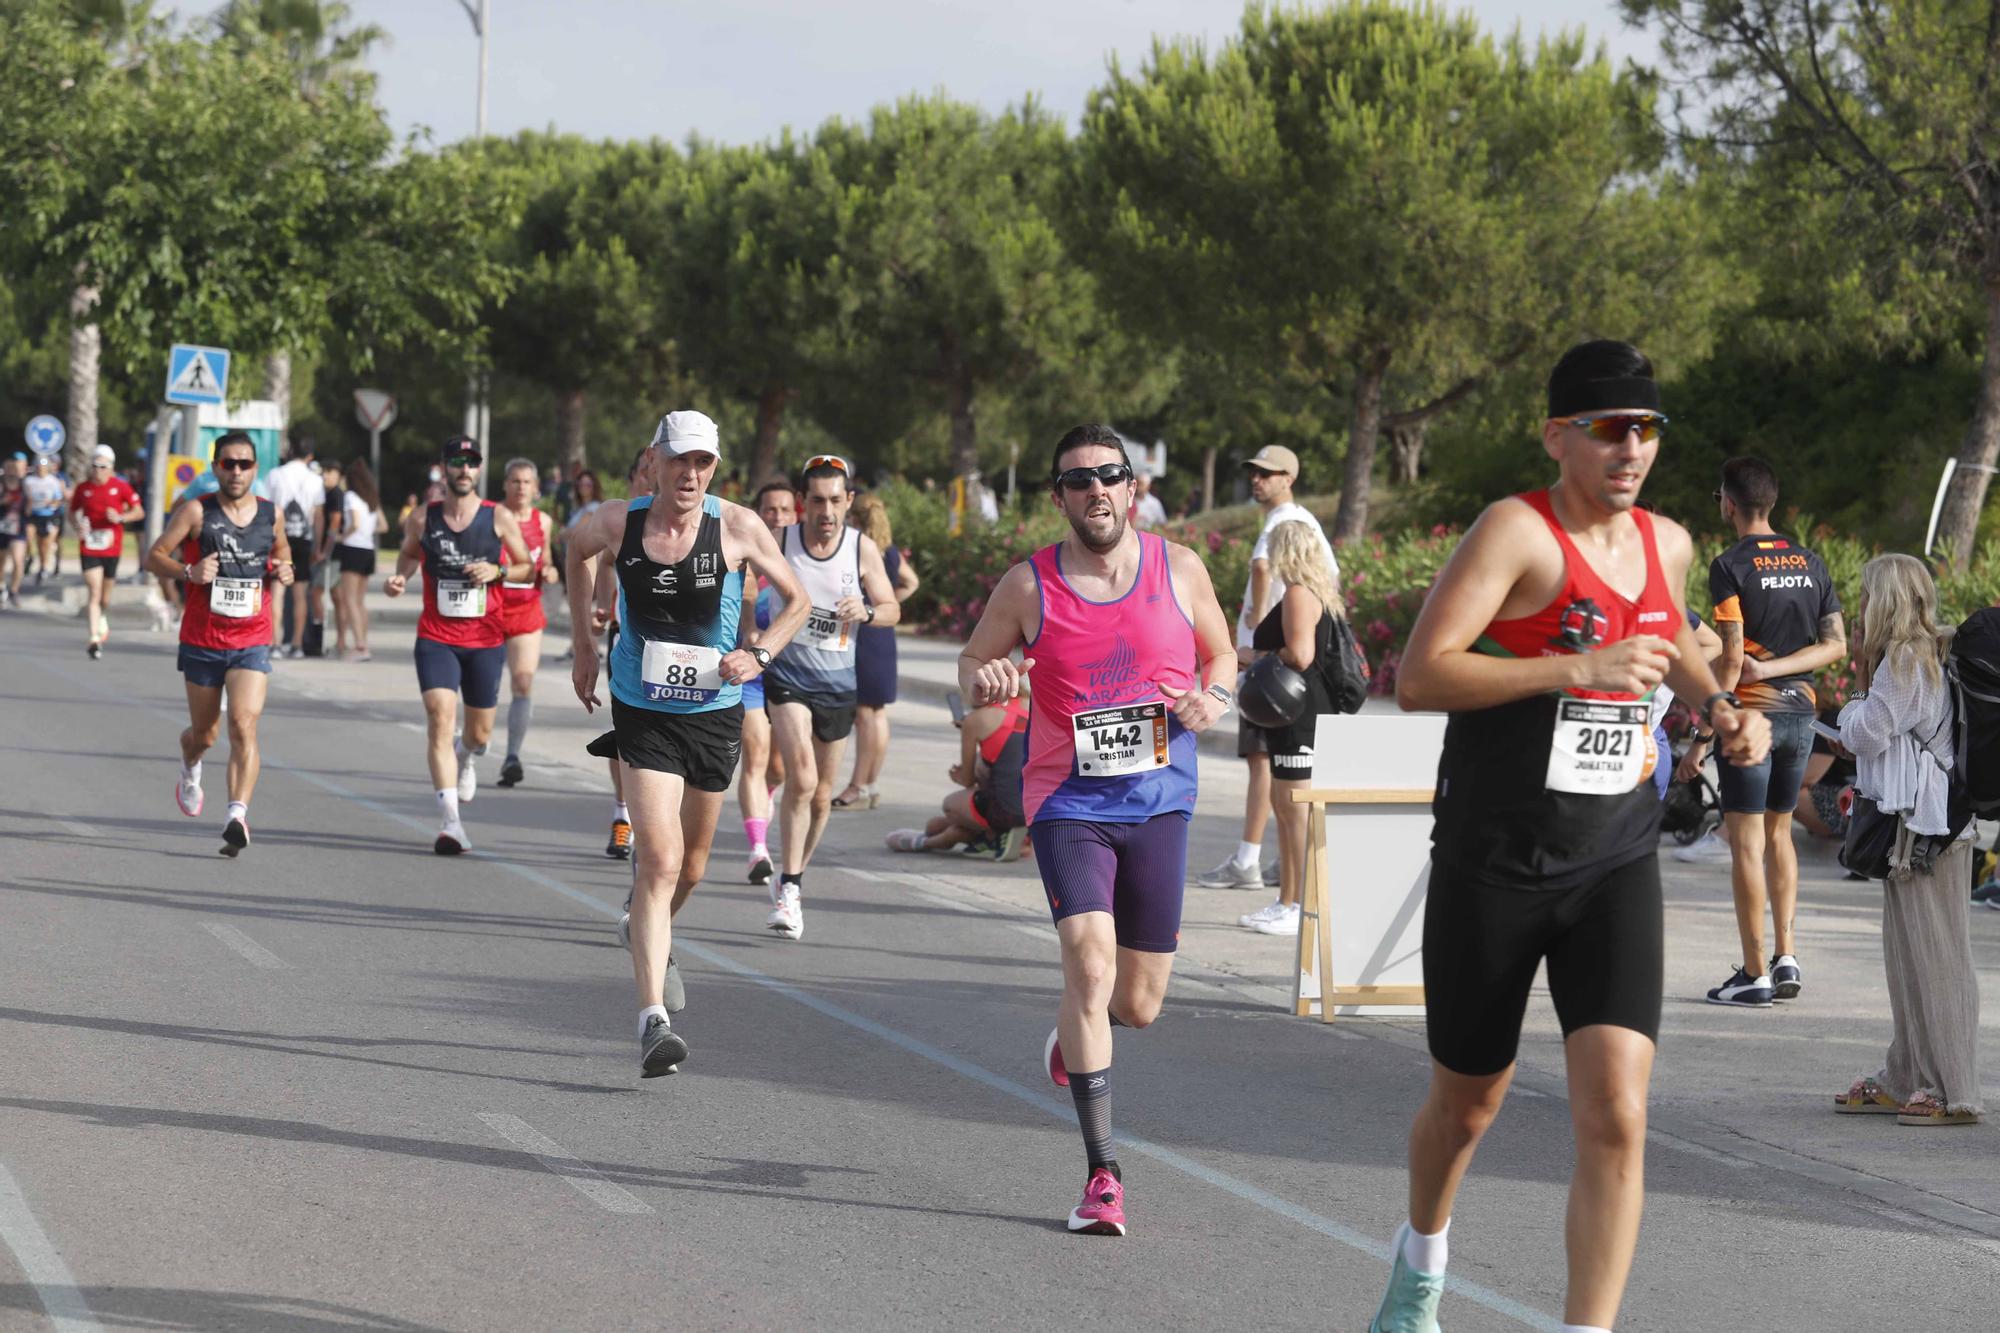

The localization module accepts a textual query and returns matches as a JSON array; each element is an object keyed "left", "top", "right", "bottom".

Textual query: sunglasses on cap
[
  {"left": 1055, "top": 463, "right": 1134, "bottom": 491},
  {"left": 801, "top": 454, "right": 851, "bottom": 475},
  {"left": 215, "top": 457, "right": 256, "bottom": 472},
  {"left": 1562, "top": 412, "right": 1668, "bottom": 444}
]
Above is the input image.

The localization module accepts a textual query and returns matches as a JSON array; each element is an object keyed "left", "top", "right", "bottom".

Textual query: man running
[
  {"left": 737, "top": 478, "right": 798, "bottom": 885},
  {"left": 145, "top": 431, "right": 293, "bottom": 855},
  {"left": 1371, "top": 341, "right": 1769, "bottom": 1333},
  {"left": 496, "top": 457, "right": 560, "bottom": 788},
  {"left": 70, "top": 445, "right": 144, "bottom": 659},
  {"left": 23, "top": 454, "right": 66, "bottom": 584},
  {"left": 565, "top": 410, "right": 806, "bottom": 1077},
  {"left": 1, "top": 456, "right": 26, "bottom": 607},
  {"left": 959, "top": 423, "right": 1236, "bottom": 1237},
  {"left": 383, "top": 436, "right": 531, "bottom": 855},
  {"left": 760, "top": 455, "right": 900, "bottom": 940}
]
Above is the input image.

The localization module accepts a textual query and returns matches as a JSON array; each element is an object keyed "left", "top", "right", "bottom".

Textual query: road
[{"left": 2, "top": 604, "right": 1997, "bottom": 1331}]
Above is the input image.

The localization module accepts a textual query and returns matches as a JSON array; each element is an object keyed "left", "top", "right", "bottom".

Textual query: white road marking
[
  {"left": 398, "top": 721, "right": 425, "bottom": 733},
  {"left": 0, "top": 1163, "right": 102, "bottom": 1333},
  {"left": 476, "top": 1113, "right": 652, "bottom": 1215},
  {"left": 202, "top": 922, "right": 288, "bottom": 970},
  {"left": 55, "top": 818, "right": 94, "bottom": 839}
]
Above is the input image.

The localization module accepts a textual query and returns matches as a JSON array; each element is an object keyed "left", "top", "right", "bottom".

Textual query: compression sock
[
  {"left": 637, "top": 1004, "right": 668, "bottom": 1038},
  {"left": 1402, "top": 1219, "right": 1449, "bottom": 1274},
  {"left": 781, "top": 871, "right": 804, "bottom": 893},
  {"left": 1234, "top": 839, "right": 1261, "bottom": 867},
  {"left": 225, "top": 801, "right": 247, "bottom": 825},
  {"left": 506, "top": 696, "right": 533, "bottom": 761},
  {"left": 612, "top": 801, "right": 629, "bottom": 823},
  {"left": 1068, "top": 1068, "right": 1117, "bottom": 1174},
  {"left": 745, "top": 816, "right": 769, "bottom": 853},
  {"left": 436, "top": 789, "right": 460, "bottom": 824},
  {"left": 1559, "top": 1326, "right": 1611, "bottom": 1333}
]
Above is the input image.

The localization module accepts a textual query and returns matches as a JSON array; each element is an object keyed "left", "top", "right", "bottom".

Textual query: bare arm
[
  {"left": 563, "top": 502, "right": 629, "bottom": 713},
  {"left": 959, "top": 563, "right": 1038, "bottom": 705},
  {"left": 1714, "top": 620, "right": 1745, "bottom": 692},
  {"left": 1740, "top": 611, "right": 1847, "bottom": 684},
  {"left": 730, "top": 507, "right": 809, "bottom": 660},
  {"left": 383, "top": 507, "right": 425, "bottom": 595},
  {"left": 1245, "top": 558, "right": 1272, "bottom": 628},
  {"left": 893, "top": 552, "right": 920, "bottom": 601},
  {"left": 1651, "top": 518, "right": 1767, "bottom": 767},
  {"left": 489, "top": 507, "right": 532, "bottom": 584},
  {"left": 1277, "top": 585, "right": 1320, "bottom": 671},
  {"left": 143, "top": 500, "right": 206, "bottom": 582},
  {"left": 841, "top": 534, "right": 902, "bottom": 628},
  {"left": 1162, "top": 543, "right": 1236, "bottom": 732}
]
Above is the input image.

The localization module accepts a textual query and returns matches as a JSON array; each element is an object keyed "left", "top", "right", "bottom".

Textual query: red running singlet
[
  {"left": 417, "top": 500, "right": 506, "bottom": 648},
  {"left": 180, "top": 494, "right": 278, "bottom": 650}
]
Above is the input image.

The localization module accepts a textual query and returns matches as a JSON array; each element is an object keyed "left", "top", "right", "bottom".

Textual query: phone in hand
[{"left": 947, "top": 691, "right": 965, "bottom": 726}]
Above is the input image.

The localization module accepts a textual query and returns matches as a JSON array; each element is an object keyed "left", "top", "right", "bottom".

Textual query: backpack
[
  {"left": 1949, "top": 607, "right": 2000, "bottom": 819},
  {"left": 1316, "top": 613, "right": 1371, "bottom": 715}
]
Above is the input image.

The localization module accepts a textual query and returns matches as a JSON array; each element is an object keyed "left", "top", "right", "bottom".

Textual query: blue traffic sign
[
  {"left": 165, "top": 344, "right": 231, "bottom": 406},
  {"left": 24, "top": 415, "right": 65, "bottom": 456}
]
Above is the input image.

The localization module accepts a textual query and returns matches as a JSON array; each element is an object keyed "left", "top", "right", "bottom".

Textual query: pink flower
[
  {"left": 1368, "top": 619, "right": 1392, "bottom": 643},
  {"left": 1207, "top": 531, "right": 1224, "bottom": 554},
  {"left": 1431, "top": 523, "right": 1449, "bottom": 537}
]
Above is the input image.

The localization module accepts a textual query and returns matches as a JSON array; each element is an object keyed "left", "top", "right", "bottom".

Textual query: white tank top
[
  {"left": 340, "top": 491, "right": 379, "bottom": 548},
  {"left": 767, "top": 524, "right": 862, "bottom": 696}
]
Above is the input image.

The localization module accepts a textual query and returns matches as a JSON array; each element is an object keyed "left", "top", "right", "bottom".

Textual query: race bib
[
  {"left": 1545, "top": 697, "right": 1654, "bottom": 794},
  {"left": 799, "top": 605, "right": 853, "bottom": 653},
  {"left": 640, "top": 640, "right": 724, "bottom": 704},
  {"left": 84, "top": 526, "right": 115, "bottom": 549},
  {"left": 210, "top": 577, "right": 261, "bottom": 619},
  {"left": 0, "top": 513, "right": 18, "bottom": 536},
  {"left": 1072, "top": 702, "right": 1169, "bottom": 777},
  {"left": 437, "top": 579, "right": 487, "bottom": 618}
]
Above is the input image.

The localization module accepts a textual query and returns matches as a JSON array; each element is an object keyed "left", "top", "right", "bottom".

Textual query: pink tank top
[{"left": 1023, "top": 532, "right": 1200, "bottom": 825}]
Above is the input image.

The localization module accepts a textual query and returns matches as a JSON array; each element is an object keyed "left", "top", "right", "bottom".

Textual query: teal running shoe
[{"left": 1369, "top": 1223, "right": 1445, "bottom": 1333}]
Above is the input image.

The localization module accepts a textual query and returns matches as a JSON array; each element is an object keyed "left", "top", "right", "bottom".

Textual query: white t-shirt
[
  {"left": 266, "top": 459, "right": 326, "bottom": 544},
  {"left": 1133, "top": 493, "right": 1167, "bottom": 530},
  {"left": 340, "top": 490, "right": 379, "bottom": 549},
  {"left": 1236, "top": 501, "right": 1338, "bottom": 648}
]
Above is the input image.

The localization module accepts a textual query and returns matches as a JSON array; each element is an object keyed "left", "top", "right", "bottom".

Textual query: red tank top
[
  {"left": 418, "top": 500, "right": 506, "bottom": 647},
  {"left": 498, "top": 507, "right": 547, "bottom": 608},
  {"left": 180, "top": 495, "right": 278, "bottom": 650}
]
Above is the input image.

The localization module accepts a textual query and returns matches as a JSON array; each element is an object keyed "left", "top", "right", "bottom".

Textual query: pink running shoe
[
  {"left": 1043, "top": 1026, "right": 1068, "bottom": 1087},
  {"left": 174, "top": 774, "right": 203, "bottom": 818},
  {"left": 1067, "top": 1167, "right": 1125, "bottom": 1236}
]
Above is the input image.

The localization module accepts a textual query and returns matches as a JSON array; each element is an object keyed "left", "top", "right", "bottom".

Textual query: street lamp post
[{"left": 455, "top": 0, "right": 491, "bottom": 494}]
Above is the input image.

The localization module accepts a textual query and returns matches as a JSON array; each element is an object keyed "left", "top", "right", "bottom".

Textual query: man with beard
[
  {"left": 384, "top": 437, "right": 532, "bottom": 855},
  {"left": 1370, "top": 341, "right": 1769, "bottom": 1333},
  {"left": 957, "top": 423, "right": 1236, "bottom": 1237},
  {"left": 566, "top": 411, "right": 806, "bottom": 1077},
  {"left": 145, "top": 432, "right": 295, "bottom": 855},
  {"left": 758, "top": 455, "right": 901, "bottom": 941}
]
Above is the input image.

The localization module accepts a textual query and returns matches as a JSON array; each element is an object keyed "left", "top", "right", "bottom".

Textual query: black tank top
[
  {"left": 199, "top": 494, "right": 276, "bottom": 577},
  {"left": 614, "top": 499, "right": 729, "bottom": 641},
  {"left": 421, "top": 500, "right": 501, "bottom": 576}
]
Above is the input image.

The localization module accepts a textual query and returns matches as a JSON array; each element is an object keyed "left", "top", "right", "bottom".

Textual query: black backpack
[
  {"left": 1949, "top": 608, "right": 2000, "bottom": 818},
  {"left": 1316, "top": 613, "right": 1371, "bottom": 715}
]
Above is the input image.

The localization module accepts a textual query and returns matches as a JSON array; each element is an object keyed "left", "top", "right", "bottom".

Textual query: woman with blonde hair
[
  {"left": 1237, "top": 519, "right": 1345, "bottom": 936},
  {"left": 1832, "top": 553, "right": 1981, "bottom": 1126},
  {"left": 833, "top": 490, "right": 920, "bottom": 810}
]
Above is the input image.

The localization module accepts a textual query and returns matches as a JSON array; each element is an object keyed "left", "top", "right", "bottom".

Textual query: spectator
[
  {"left": 316, "top": 459, "right": 347, "bottom": 655},
  {"left": 265, "top": 437, "right": 325, "bottom": 658},
  {"left": 1831, "top": 553, "right": 1981, "bottom": 1126},
  {"left": 1237, "top": 520, "right": 1343, "bottom": 936},
  {"left": 1131, "top": 465, "right": 1167, "bottom": 530},
  {"left": 885, "top": 692, "right": 1029, "bottom": 859},
  {"left": 556, "top": 469, "right": 602, "bottom": 587},
  {"left": 1196, "top": 444, "right": 1335, "bottom": 890},
  {"left": 333, "top": 457, "right": 385, "bottom": 662},
  {"left": 396, "top": 492, "right": 420, "bottom": 532},
  {"left": 1794, "top": 707, "right": 1855, "bottom": 839},
  {"left": 833, "top": 492, "right": 920, "bottom": 811}
]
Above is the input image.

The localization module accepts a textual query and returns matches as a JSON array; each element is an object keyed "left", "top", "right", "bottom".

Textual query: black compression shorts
[{"left": 1423, "top": 852, "right": 1663, "bottom": 1076}]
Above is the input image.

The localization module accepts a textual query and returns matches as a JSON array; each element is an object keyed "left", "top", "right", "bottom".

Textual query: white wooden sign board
[{"left": 1294, "top": 711, "right": 1447, "bottom": 1019}]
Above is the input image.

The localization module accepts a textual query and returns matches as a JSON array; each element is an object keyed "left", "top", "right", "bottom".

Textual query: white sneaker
[
  {"left": 174, "top": 771, "right": 204, "bottom": 818},
  {"left": 766, "top": 884, "right": 804, "bottom": 940},
  {"left": 1198, "top": 856, "right": 1264, "bottom": 889},
  {"left": 1670, "top": 828, "right": 1732, "bottom": 863},
  {"left": 1251, "top": 902, "right": 1302, "bottom": 936},
  {"left": 456, "top": 750, "right": 478, "bottom": 804},
  {"left": 434, "top": 820, "right": 470, "bottom": 856},
  {"left": 1238, "top": 898, "right": 1287, "bottom": 928}
]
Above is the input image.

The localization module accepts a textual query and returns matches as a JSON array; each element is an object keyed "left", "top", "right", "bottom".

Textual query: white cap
[
  {"left": 91, "top": 444, "right": 116, "bottom": 464},
  {"left": 651, "top": 410, "right": 720, "bottom": 458}
]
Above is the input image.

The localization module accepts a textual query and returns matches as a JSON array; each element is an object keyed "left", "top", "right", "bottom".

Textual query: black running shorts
[
  {"left": 1423, "top": 852, "right": 1663, "bottom": 1076},
  {"left": 611, "top": 698, "right": 743, "bottom": 793},
  {"left": 762, "top": 676, "right": 856, "bottom": 744}
]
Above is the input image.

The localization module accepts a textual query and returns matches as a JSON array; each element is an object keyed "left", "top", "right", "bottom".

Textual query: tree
[
  {"left": 1621, "top": 0, "right": 2000, "bottom": 564},
  {"left": 1077, "top": 0, "right": 1697, "bottom": 541}
]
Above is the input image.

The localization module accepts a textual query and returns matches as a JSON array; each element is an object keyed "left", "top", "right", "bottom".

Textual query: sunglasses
[
  {"left": 445, "top": 457, "right": 481, "bottom": 470},
  {"left": 215, "top": 458, "right": 256, "bottom": 472},
  {"left": 1563, "top": 412, "right": 1668, "bottom": 444},
  {"left": 802, "top": 454, "right": 851, "bottom": 475},
  {"left": 1055, "top": 463, "right": 1134, "bottom": 491},
  {"left": 1243, "top": 465, "right": 1285, "bottom": 480}
]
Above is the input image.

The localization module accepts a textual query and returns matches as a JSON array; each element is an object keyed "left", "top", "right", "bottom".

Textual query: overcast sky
[{"left": 342, "top": 1, "right": 1661, "bottom": 148}]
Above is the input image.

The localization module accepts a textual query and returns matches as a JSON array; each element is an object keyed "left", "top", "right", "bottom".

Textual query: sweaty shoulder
[{"left": 1646, "top": 510, "right": 1694, "bottom": 577}]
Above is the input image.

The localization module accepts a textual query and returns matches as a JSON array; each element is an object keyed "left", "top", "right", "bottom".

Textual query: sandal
[
  {"left": 885, "top": 829, "right": 929, "bottom": 852},
  {"left": 1897, "top": 1089, "right": 1980, "bottom": 1127},
  {"left": 832, "top": 785, "right": 878, "bottom": 811},
  {"left": 1833, "top": 1076, "right": 1899, "bottom": 1115}
]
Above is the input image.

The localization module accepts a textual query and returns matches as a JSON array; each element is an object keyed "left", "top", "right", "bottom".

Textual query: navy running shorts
[
  {"left": 178, "top": 643, "right": 273, "bottom": 688},
  {"left": 414, "top": 636, "right": 505, "bottom": 710},
  {"left": 1029, "top": 812, "right": 1189, "bottom": 953}
]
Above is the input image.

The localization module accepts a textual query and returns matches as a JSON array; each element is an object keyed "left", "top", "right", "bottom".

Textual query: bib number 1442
[{"left": 1072, "top": 702, "right": 1169, "bottom": 777}]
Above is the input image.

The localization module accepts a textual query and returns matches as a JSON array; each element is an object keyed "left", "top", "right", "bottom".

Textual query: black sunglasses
[
  {"left": 215, "top": 458, "right": 256, "bottom": 472},
  {"left": 1054, "top": 463, "right": 1133, "bottom": 491},
  {"left": 445, "top": 457, "right": 481, "bottom": 470}
]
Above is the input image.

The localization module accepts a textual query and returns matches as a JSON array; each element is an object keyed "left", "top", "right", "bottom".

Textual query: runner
[
  {"left": 584, "top": 447, "right": 656, "bottom": 859},
  {"left": 0, "top": 457, "right": 26, "bottom": 607},
  {"left": 565, "top": 410, "right": 806, "bottom": 1077},
  {"left": 495, "top": 458, "right": 559, "bottom": 787},
  {"left": 958, "top": 423, "right": 1237, "bottom": 1237},
  {"left": 382, "top": 436, "right": 532, "bottom": 855},
  {"left": 23, "top": 454, "right": 66, "bottom": 584},
  {"left": 1369, "top": 341, "right": 1769, "bottom": 1332},
  {"left": 143, "top": 431, "right": 293, "bottom": 856},
  {"left": 760, "top": 455, "right": 901, "bottom": 940},
  {"left": 69, "top": 445, "right": 143, "bottom": 659},
  {"left": 737, "top": 478, "right": 798, "bottom": 885}
]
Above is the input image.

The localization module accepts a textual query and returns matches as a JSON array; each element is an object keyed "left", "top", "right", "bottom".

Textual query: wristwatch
[
  {"left": 749, "top": 646, "right": 772, "bottom": 668},
  {"left": 1700, "top": 691, "right": 1741, "bottom": 725},
  {"left": 864, "top": 604, "right": 877, "bottom": 623},
  {"left": 1206, "top": 683, "right": 1233, "bottom": 711}
]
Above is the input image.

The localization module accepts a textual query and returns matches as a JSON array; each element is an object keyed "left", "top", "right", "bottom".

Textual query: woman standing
[
  {"left": 1833, "top": 553, "right": 1981, "bottom": 1126},
  {"left": 1238, "top": 520, "right": 1344, "bottom": 937},
  {"left": 556, "top": 470, "right": 602, "bottom": 590},
  {"left": 333, "top": 458, "right": 384, "bottom": 662},
  {"left": 833, "top": 491, "right": 920, "bottom": 810}
]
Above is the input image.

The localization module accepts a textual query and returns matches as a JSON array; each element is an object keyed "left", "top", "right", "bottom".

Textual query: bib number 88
[{"left": 657, "top": 663, "right": 700, "bottom": 687}]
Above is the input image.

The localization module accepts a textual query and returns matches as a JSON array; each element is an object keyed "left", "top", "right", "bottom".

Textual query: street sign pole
[{"left": 370, "top": 425, "right": 382, "bottom": 480}]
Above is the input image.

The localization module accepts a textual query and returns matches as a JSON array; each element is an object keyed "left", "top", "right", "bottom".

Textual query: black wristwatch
[
  {"left": 749, "top": 646, "right": 772, "bottom": 668},
  {"left": 864, "top": 604, "right": 876, "bottom": 623},
  {"left": 1700, "top": 691, "right": 1741, "bottom": 725}
]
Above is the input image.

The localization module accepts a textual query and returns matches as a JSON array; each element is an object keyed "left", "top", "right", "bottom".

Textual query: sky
[{"left": 342, "top": 1, "right": 1663, "bottom": 148}]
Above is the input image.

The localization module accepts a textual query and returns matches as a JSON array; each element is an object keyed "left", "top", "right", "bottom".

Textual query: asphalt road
[{"left": 2, "top": 607, "right": 1997, "bottom": 1331}]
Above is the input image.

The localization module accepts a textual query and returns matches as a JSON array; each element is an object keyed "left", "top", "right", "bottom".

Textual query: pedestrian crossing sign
[{"left": 165, "top": 344, "right": 231, "bottom": 406}]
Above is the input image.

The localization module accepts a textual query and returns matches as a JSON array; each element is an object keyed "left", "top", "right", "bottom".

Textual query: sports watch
[
  {"left": 749, "top": 646, "right": 772, "bottom": 668},
  {"left": 1206, "top": 683, "right": 1233, "bottom": 712}
]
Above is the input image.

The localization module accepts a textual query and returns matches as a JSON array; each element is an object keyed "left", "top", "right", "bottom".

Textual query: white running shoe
[
  {"left": 1197, "top": 856, "right": 1264, "bottom": 889},
  {"left": 434, "top": 821, "right": 470, "bottom": 856},
  {"left": 766, "top": 884, "right": 804, "bottom": 940},
  {"left": 1671, "top": 828, "right": 1732, "bottom": 863},
  {"left": 175, "top": 772, "right": 204, "bottom": 818},
  {"left": 1251, "top": 902, "right": 1301, "bottom": 936},
  {"left": 1238, "top": 898, "right": 1288, "bottom": 928},
  {"left": 617, "top": 912, "right": 631, "bottom": 949},
  {"left": 456, "top": 750, "right": 478, "bottom": 804}
]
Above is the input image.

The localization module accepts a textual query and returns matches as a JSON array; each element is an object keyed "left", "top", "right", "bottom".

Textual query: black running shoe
[
  {"left": 640, "top": 1014, "right": 688, "bottom": 1078},
  {"left": 747, "top": 853, "right": 773, "bottom": 886},
  {"left": 497, "top": 755, "right": 524, "bottom": 788},
  {"left": 606, "top": 818, "right": 632, "bottom": 859},
  {"left": 86, "top": 642, "right": 102, "bottom": 660},
  {"left": 220, "top": 817, "right": 249, "bottom": 858}
]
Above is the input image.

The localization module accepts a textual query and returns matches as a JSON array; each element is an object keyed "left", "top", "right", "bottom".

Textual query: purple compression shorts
[{"left": 1028, "top": 813, "right": 1189, "bottom": 953}]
